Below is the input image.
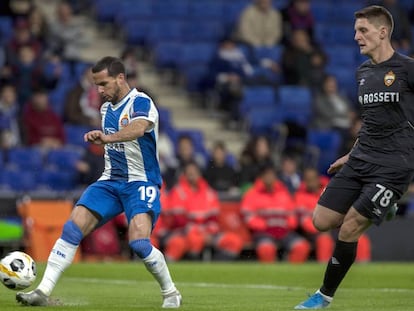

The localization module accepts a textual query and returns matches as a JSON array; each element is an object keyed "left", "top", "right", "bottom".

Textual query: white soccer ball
[{"left": 0, "top": 251, "right": 36, "bottom": 290}]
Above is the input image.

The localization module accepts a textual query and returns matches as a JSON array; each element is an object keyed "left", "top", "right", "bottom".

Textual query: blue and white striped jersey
[{"left": 98, "top": 88, "right": 162, "bottom": 186}]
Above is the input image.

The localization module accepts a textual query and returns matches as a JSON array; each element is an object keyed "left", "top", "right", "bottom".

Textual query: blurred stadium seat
[
  {"left": 239, "top": 86, "right": 276, "bottom": 115},
  {"left": 2, "top": 168, "right": 38, "bottom": 192},
  {"left": 278, "top": 86, "right": 312, "bottom": 127},
  {"left": 46, "top": 147, "right": 84, "bottom": 172},
  {"left": 64, "top": 124, "right": 93, "bottom": 147},
  {"left": 306, "top": 129, "right": 342, "bottom": 174},
  {"left": 7, "top": 147, "right": 44, "bottom": 171}
]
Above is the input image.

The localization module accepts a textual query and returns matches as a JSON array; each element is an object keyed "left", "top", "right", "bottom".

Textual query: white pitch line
[{"left": 64, "top": 277, "right": 414, "bottom": 293}]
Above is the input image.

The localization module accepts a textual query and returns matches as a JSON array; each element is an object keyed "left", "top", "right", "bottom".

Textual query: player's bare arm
[{"left": 84, "top": 119, "right": 152, "bottom": 144}]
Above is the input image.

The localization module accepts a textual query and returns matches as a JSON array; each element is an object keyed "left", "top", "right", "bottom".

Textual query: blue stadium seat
[
  {"left": 307, "top": 130, "right": 342, "bottom": 174},
  {"left": 153, "top": 0, "right": 189, "bottom": 19},
  {"left": 253, "top": 45, "right": 283, "bottom": 63},
  {"left": 222, "top": 1, "right": 249, "bottom": 30},
  {"left": 278, "top": 86, "right": 312, "bottom": 127},
  {"left": 324, "top": 45, "right": 358, "bottom": 67},
  {"left": 64, "top": 124, "right": 93, "bottom": 147},
  {"left": 39, "top": 169, "right": 78, "bottom": 191},
  {"left": 48, "top": 86, "right": 71, "bottom": 117},
  {"left": 147, "top": 20, "right": 186, "bottom": 46},
  {"left": 245, "top": 106, "right": 283, "bottom": 136},
  {"left": 189, "top": 1, "right": 225, "bottom": 20},
  {"left": 158, "top": 106, "right": 173, "bottom": 130},
  {"left": 326, "top": 66, "right": 357, "bottom": 100},
  {"left": 176, "top": 43, "right": 216, "bottom": 70},
  {"left": 114, "top": 0, "right": 153, "bottom": 25},
  {"left": 153, "top": 42, "right": 183, "bottom": 69},
  {"left": 181, "top": 65, "right": 209, "bottom": 93},
  {"left": 239, "top": 86, "right": 276, "bottom": 115},
  {"left": 2, "top": 168, "right": 38, "bottom": 192},
  {"left": 93, "top": 0, "right": 118, "bottom": 23},
  {"left": 7, "top": 147, "right": 44, "bottom": 171},
  {"left": 122, "top": 20, "right": 151, "bottom": 46},
  {"left": 183, "top": 20, "right": 225, "bottom": 42},
  {"left": 0, "top": 16, "right": 13, "bottom": 45},
  {"left": 46, "top": 147, "right": 84, "bottom": 172}
]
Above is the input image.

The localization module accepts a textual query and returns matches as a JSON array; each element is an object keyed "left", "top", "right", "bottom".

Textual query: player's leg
[
  {"left": 16, "top": 206, "right": 99, "bottom": 306},
  {"left": 128, "top": 213, "right": 181, "bottom": 308},
  {"left": 124, "top": 182, "right": 181, "bottom": 308},
  {"left": 16, "top": 181, "right": 121, "bottom": 306}
]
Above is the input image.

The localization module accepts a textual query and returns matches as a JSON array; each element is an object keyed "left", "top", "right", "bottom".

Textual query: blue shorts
[{"left": 76, "top": 180, "right": 161, "bottom": 228}]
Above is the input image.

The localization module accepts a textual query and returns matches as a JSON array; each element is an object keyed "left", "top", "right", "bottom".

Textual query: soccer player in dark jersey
[{"left": 295, "top": 5, "right": 414, "bottom": 309}]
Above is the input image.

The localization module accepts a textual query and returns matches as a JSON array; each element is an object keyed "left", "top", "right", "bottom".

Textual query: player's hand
[
  {"left": 84, "top": 130, "right": 108, "bottom": 145},
  {"left": 327, "top": 154, "right": 349, "bottom": 174}
]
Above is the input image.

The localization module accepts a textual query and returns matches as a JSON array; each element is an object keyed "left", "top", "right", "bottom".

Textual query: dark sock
[{"left": 320, "top": 240, "right": 357, "bottom": 297}]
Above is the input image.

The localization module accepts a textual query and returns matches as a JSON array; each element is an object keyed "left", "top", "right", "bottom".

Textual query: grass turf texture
[{"left": 1, "top": 262, "right": 414, "bottom": 310}]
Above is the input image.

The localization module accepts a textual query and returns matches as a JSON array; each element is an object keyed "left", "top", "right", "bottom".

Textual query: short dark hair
[
  {"left": 355, "top": 5, "right": 394, "bottom": 38},
  {"left": 91, "top": 56, "right": 126, "bottom": 77}
]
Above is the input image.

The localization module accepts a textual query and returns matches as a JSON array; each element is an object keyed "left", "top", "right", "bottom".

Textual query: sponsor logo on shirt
[
  {"left": 384, "top": 71, "right": 395, "bottom": 86},
  {"left": 358, "top": 92, "right": 399, "bottom": 105}
]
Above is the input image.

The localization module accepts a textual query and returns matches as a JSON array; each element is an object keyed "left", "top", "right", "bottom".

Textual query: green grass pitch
[{"left": 1, "top": 262, "right": 414, "bottom": 310}]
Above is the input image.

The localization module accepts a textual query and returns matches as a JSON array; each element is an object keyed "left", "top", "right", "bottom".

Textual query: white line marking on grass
[{"left": 64, "top": 277, "right": 414, "bottom": 293}]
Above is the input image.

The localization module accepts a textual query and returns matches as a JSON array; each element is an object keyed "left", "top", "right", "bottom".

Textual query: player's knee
[
  {"left": 61, "top": 220, "right": 84, "bottom": 246},
  {"left": 312, "top": 216, "right": 331, "bottom": 232},
  {"left": 129, "top": 238, "right": 153, "bottom": 259}
]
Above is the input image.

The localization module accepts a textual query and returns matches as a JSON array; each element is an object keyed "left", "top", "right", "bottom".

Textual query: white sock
[
  {"left": 37, "top": 238, "right": 78, "bottom": 296},
  {"left": 142, "top": 247, "right": 176, "bottom": 295}
]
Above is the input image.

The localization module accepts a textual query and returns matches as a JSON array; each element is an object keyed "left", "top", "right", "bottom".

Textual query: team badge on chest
[
  {"left": 120, "top": 114, "right": 129, "bottom": 127},
  {"left": 384, "top": 71, "right": 395, "bottom": 87}
]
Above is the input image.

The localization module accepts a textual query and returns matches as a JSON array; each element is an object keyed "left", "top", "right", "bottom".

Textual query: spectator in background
[
  {"left": 64, "top": 66, "right": 102, "bottom": 128},
  {"left": 379, "top": 0, "right": 412, "bottom": 52},
  {"left": 241, "top": 163, "right": 311, "bottom": 262},
  {"left": 6, "top": 18, "right": 42, "bottom": 64},
  {"left": 204, "top": 140, "right": 239, "bottom": 194},
  {"left": 207, "top": 38, "right": 253, "bottom": 123},
  {"left": 278, "top": 154, "right": 301, "bottom": 195},
  {"left": 0, "top": 84, "right": 20, "bottom": 149},
  {"left": 281, "top": 0, "right": 315, "bottom": 43},
  {"left": 281, "top": 29, "right": 324, "bottom": 86},
  {"left": 312, "top": 75, "right": 356, "bottom": 154},
  {"left": 176, "top": 134, "right": 206, "bottom": 170},
  {"left": 27, "top": 6, "right": 50, "bottom": 46},
  {"left": 295, "top": 167, "right": 334, "bottom": 262},
  {"left": 1, "top": 0, "right": 33, "bottom": 21},
  {"left": 239, "top": 135, "right": 274, "bottom": 191},
  {"left": 9, "top": 44, "right": 46, "bottom": 106},
  {"left": 22, "top": 88, "right": 65, "bottom": 149},
  {"left": 167, "top": 161, "right": 244, "bottom": 260},
  {"left": 236, "top": 0, "right": 283, "bottom": 47},
  {"left": 47, "top": 1, "right": 88, "bottom": 70},
  {"left": 75, "top": 144, "right": 104, "bottom": 186},
  {"left": 162, "top": 134, "right": 206, "bottom": 190}
]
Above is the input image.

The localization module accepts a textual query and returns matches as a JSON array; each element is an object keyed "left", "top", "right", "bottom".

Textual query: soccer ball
[{"left": 0, "top": 251, "right": 36, "bottom": 290}]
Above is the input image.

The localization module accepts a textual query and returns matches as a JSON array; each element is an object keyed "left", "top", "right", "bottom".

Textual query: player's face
[
  {"left": 354, "top": 18, "right": 383, "bottom": 57},
  {"left": 92, "top": 69, "right": 122, "bottom": 104}
]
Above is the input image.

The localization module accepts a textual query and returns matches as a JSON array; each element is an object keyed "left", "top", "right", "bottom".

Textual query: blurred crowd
[{"left": 2, "top": 0, "right": 414, "bottom": 262}]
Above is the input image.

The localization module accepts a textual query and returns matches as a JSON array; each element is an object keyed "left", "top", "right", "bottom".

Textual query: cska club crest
[
  {"left": 384, "top": 71, "right": 395, "bottom": 86},
  {"left": 120, "top": 114, "right": 129, "bottom": 127}
]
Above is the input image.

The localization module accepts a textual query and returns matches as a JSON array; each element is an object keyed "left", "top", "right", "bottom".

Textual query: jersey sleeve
[{"left": 130, "top": 96, "right": 158, "bottom": 131}]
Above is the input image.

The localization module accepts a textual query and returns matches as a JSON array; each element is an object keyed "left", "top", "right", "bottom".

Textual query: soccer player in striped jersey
[{"left": 16, "top": 56, "right": 181, "bottom": 308}]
